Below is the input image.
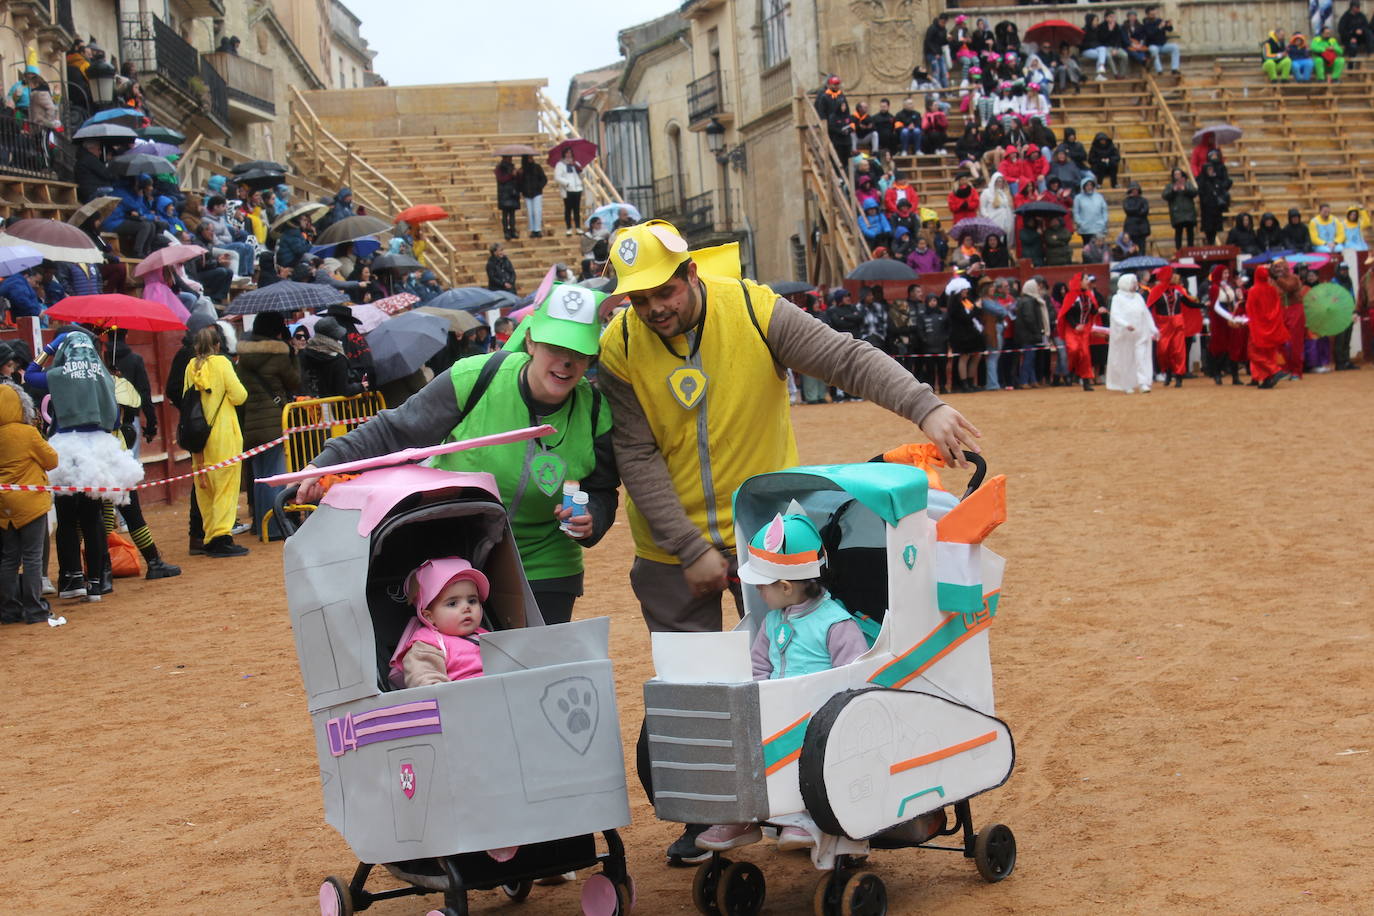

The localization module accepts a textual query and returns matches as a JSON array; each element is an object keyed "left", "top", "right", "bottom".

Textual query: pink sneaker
[
  {"left": 776, "top": 825, "right": 815, "bottom": 851},
  {"left": 696, "top": 823, "right": 762, "bottom": 851}
]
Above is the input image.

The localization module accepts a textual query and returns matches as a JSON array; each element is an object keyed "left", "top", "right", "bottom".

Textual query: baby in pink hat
[{"left": 390, "top": 557, "right": 491, "bottom": 688}]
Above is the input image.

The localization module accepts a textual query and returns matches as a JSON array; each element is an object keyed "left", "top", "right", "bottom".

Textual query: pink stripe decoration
[{"left": 327, "top": 699, "right": 443, "bottom": 757}]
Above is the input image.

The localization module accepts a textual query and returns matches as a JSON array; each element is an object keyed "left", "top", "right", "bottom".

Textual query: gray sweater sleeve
[
  {"left": 312, "top": 371, "right": 460, "bottom": 469},
  {"left": 767, "top": 298, "right": 948, "bottom": 426}
]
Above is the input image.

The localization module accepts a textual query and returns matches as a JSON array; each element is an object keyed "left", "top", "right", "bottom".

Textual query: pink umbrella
[
  {"left": 547, "top": 138, "right": 598, "bottom": 169},
  {"left": 348, "top": 303, "right": 389, "bottom": 333},
  {"left": 134, "top": 244, "right": 206, "bottom": 278}
]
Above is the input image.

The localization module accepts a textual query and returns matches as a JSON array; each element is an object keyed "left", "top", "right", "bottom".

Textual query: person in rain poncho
[
  {"left": 183, "top": 326, "right": 249, "bottom": 557},
  {"left": 978, "top": 173, "right": 1015, "bottom": 239},
  {"left": 1106, "top": 274, "right": 1158, "bottom": 393},
  {"left": 1245, "top": 266, "right": 1289, "bottom": 388}
]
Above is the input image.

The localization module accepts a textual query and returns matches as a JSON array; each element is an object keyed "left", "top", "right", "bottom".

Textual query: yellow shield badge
[{"left": 667, "top": 366, "right": 708, "bottom": 409}]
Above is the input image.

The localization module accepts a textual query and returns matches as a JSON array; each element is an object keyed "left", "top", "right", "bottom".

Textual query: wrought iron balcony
[
  {"left": 203, "top": 52, "right": 273, "bottom": 121},
  {"left": 119, "top": 13, "right": 229, "bottom": 134},
  {"left": 687, "top": 70, "right": 726, "bottom": 126},
  {"left": 653, "top": 176, "right": 683, "bottom": 219}
]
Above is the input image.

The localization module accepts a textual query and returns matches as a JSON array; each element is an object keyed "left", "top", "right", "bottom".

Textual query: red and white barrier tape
[{"left": 0, "top": 415, "right": 373, "bottom": 494}]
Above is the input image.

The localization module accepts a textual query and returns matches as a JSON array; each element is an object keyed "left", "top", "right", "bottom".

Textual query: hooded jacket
[
  {"left": 1257, "top": 212, "right": 1285, "bottom": 251},
  {"left": 1087, "top": 133, "right": 1120, "bottom": 174},
  {"left": 0, "top": 385, "right": 57, "bottom": 530},
  {"left": 1162, "top": 177, "right": 1198, "bottom": 225},
  {"left": 47, "top": 329, "right": 119, "bottom": 432},
  {"left": 1246, "top": 266, "right": 1287, "bottom": 348},
  {"left": 1225, "top": 214, "right": 1260, "bottom": 254},
  {"left": 0, "top": 272, "right": 44, "bottom": 318},
  {"left": 1122, "top": 182, "right": 1151, "bottom": 238},
  {"left": 1072, "top": 176, "right": 1109, "bottom": 236},
  {"left": 1340, "top": 207, "right": 1369, "bottom": 251},
  {"left": 947, "top": 184, "right": 981, "bottom": 221},
  {"left": 1044, "top": 222, "right": 1074, "bottom": 265},
  {"left": 236, "top": 336, "right": 300, "bottom": 448},
  {"left": 1048, "top": 154, "right": 1083, "bottom": 189},
  {"left": 299, "top": 334, "right": 361, "bottom": 398},
  {"left": 1280, "top": 208, "right": 1312, "bottom": 251}
]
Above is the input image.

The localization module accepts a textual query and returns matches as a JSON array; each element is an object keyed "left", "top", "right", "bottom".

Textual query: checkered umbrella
[{"left": 224, "top": 281, "right": 349, "bottom": 315}]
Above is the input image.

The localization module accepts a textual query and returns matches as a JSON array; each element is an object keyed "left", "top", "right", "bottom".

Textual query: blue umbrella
[
  {"left": 82, "top": 108, "right": 147, "bottom": 128},
  {"left": 1110, "top": 255, "right": 1169, "bottom": 272},
  {"left": 309, "top": 238, "right": 382, "bottom": 259},
  {"left": 0, "top": 244, "right": 44, "bottom": 275},
  {"left": 428, "top": 287, "right": 506, "bottom": 312},
  {"left": 486, "top": 290, "right": 524, "bottom": 309},
  {"left": 1242, "top": 249, "right": 1297, "bottom": 268},
  {"left": 590, "top": 202, "right": 641, "bottom": 228}
]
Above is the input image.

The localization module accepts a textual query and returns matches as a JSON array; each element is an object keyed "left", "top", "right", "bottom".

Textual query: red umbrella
[
  {"left": 45, "top": 294, "right": 185, "bottom": 331},
  {"left": 547, "top": 138, "right": 598, "bottom": 169},
  {"left": 133, "top": 244, "right": 206, "bottom": 278},
  {"left": 394, "top": 204, "right": 449, "bottom": 225},
  {"left": 1024, "top": 19, "right": 1084, "bottom": 47}
]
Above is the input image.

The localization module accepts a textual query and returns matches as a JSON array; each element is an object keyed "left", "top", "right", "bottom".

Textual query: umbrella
[
  {"left": 72, "top": 122, "right": 137, "bottom": 142},
  {"left": 108, "top": 151, "right": 175, "bottom": 177},
  {"left": 270, "top": 200, "right": 328, "bottom": 232},
  {"left": 234, "top": 167, "right": 288, "bottom": 192},
  {"left": 416, "top": 305, "right": 480, "bottom": 334},
  {"left": 493, "top": 144, "right": 538, "bottom": 157},
  {"left": 547, "top": 138, "right": 598, "bottom": 169},
  {"left": 223, "top": 281, "right": 348, "bottom": 315},
  {"left": 580, "top": 276, "right": 616, "bottom": 293},
  {"left": 394, "top": 204, "right": 448, "bottom": 225},
  {"left": 1015, "top": 201, "right": 1068, "bottom": 217},
  {"left": 315, "top": 215, "right": 392, "bottom": 246},
  {"left": 1192, "top": 123, "right": 1243, "bottom": 146},
  {"left": 590, "top": 202, "right": 641, "bottom": 228},
  {"left": 768, "top": 280, "right": 815, "bottom": 296},
  {"left": 231, "top": 160, "right": 287, "bottom": 175},
  {"left": 949, "top": 217, "right": 1007, "bottom": 245},
  {"left": 364, "top": 311, "right": 449, "bottom": 384},
  {"left": 371, "top": 253, "right": 423, "bottom": 272},
  {"left": 310, "top": 239, "right": 383, "bottom": 259},
  {"left": 1283, "top": 253, "right": 1333, "bottom": 267},
  {"left": 67, "top": 196, "right": 122, "bottom": 227},
  {"left": 1164, "top": 260, "right": 1206, "bottom": 274},
  {"left": 83, "top": 108, "right": 146, "bottom": 128},
  {"left": 428, "top": 287, "right": 505, "bottom": 312},
  {"left": 340, "top": 303, "right": 389, "bottom": 334},
  {"left": 0, "top": 219, "right": 103, "bottom": 263},
  {"left": 1242, "top": 249, "right": 1297, "bottom": 267},
  {"left": 1303, "top": 282, "right": 1355, "bottom": 336},
  {"left": 846, "top": 258, "right": 919, "bottom": 282},
  {"left": 134, "top": 245, "right": 208, "bottom": 278},
  {"left": 1024, "top": 19, "right": 1084, "bottom": 47},
  {"left": 1110, "top": 255, "right": 1168, "bottom": 272},
  {"left": 487, "top": 290, "right": 524, "bottom": 309},
  {"left": 0, "top": 244, "right": 43, "bottom": 275},
  {"left": 372, "top": 292, "right": 420, "bottom": 316},
  {"left": 44, "top": 293, "right": 184, "bottom": 331},
  {"left": 137, "top": 125, "right": 185, "bottom": 144},
  {"left": 130, "top": 140, "right": 181, "bottom": 159}
]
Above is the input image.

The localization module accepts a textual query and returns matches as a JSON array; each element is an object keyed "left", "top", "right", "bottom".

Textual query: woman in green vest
[{"left": 297, "top": 283, "right": 617, "bottom": 624}]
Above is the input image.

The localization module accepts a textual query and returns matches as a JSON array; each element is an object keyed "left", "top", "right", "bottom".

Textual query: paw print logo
[
  {"left": 540, "top": 676, "right": 599, "bottom": 755},
  {"left": 617, "top": 237, "right": 638, "bottom": 266},
  {"left": 560, "top": 288, "right": 585, "bottom": 313}
]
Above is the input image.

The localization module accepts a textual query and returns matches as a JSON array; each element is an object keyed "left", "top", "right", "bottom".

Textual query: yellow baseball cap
[{"left": 609, "top": 219, "right": 692, "bottom": 295}]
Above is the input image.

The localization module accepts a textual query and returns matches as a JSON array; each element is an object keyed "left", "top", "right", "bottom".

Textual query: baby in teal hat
[{"left": 696, "top": 511, "right": 869, "bottom": 853}]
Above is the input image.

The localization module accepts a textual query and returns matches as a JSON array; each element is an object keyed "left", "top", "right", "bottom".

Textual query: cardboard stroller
[
  {"left": 644, "top": 451, "right": 1016, "bottom": 916},
  {"left": 270, "top": 430, "right": 634, "bottom": 916}
]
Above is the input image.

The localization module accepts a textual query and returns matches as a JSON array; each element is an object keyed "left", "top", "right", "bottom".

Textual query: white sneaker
[
  {"left": 1095, "top": 72, "right": 1108, "bottom": 81},
  {"left": 776, "top": 826, "right": 816, "bottom": 851},
  {"left": 41, "top": 577, "right": 55, "bottom": 596},
  {"left": 230, "top": 522, "right": 252, "bottom": 536}
]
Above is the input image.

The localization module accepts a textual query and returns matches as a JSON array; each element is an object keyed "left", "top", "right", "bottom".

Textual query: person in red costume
[
  {"left": 1245, "top": 265, "right": 1288, "bottom": 388},
  {"left": 1206, "top": 264, "right": 1248, "bottom": 385},
  {"left": 1056, "top": 270, "right": 1106, "bottom": 390},
  {"left": 1268, "top": 258, "right": 1307, "bottom": 379},
  {"left": 1147, "top": 265, "right": 1201, "bottom": 387}
]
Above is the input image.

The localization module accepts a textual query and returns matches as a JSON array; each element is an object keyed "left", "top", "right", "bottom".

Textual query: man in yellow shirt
[{"left": 598, "top": 220, "right": 980, "bottom": 860}]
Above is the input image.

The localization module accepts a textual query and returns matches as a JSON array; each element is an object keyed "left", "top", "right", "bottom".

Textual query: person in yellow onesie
[{"left": 183, "top": 326, "right": 249, "bottom": 557}]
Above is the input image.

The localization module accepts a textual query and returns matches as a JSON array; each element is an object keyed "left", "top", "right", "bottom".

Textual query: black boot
[
  {"left": 87, "top": 565, "right": 114, "bottom": 597},
  {"left": 1081, "top": 378, "right": 1094, "bottom": 391},
  {"left": 57, "top": 571, "right": 87, "bottom": 599},
  {"left": 205, "top": 535, "right": 249, "bottom": 558},
  {"left": 145, "top": 551, "right": 182, "bottom": 580},
  {"left": 1258, "top": 374, "right": 1279, "bottom": 389},
  {"left": 1230, "top": 362, "right": 1242, "bottom": 386},
  {"left": 189, "top": 538, "right": 206, "bottom": 556},
  {"left": 1173, "top": 374, "right": 1183, "bottom": 388}
]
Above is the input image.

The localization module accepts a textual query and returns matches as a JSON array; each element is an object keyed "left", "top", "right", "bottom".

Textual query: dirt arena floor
[{"left": 2, "top": 370, "right": 1370, "bottom": 915}]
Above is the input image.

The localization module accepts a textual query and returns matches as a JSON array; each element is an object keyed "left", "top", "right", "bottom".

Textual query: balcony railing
[
  {"left": 653, "top": 175, "right": 683, "bottom": 219},
  {"left": 0, "top": 114, "right": 73, "bottom": 181},
  {"left": 204, "top": 52, "right": 276, "bottom": 117},
  {"left": 119, "top": 13, "right": 229, "bottom": 131},
  {"left": 760, "top": 61, "right": 792, "bottom": 115},
  {"left": 199, "top": 56, "right": 230, "bottom": 127},
  {"left": 687, "top": 70, "right": 723, "bottom": 124},
  {"left": 680, "top": 190, "right": 715, "bottom": 236}
]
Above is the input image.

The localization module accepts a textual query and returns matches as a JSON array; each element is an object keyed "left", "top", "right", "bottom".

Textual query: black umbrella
[
  {"left": 234, "top": 167, "right": 288, "bottom": 191},
  {"left": 1014, "top": 201, "right": 1068, "bottom": 217},
  {"left": 108, "top": 152, "right": 175, "bottom": 176},
  {"left": 231, "top": 160, "right": 288, "bottom": 175},
  {"left": 365, "top": 311, "right": 450, "bottom": 384},
  {"left": 846, "top": 259, "right": 919, "bottom": 282},
  {"left": 428, "top": 287, "right": 505, "bottom": 312},
  {"left": 768, "top": 280, "right": 816, "bottom": 296},
  {"left": 371, "top": 253, "right": 423, "bottom": 272},
  {"left": 224, "top": 280, "right": 349, "bottom": 315}
]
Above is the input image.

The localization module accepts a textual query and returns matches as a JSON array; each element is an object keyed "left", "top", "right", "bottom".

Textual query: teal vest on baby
[{"left": 764, "top": 594, "right": 855, "bottom": 679}]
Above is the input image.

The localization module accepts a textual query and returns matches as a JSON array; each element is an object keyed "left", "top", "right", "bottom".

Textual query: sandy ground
[{"left": 2, "top": 370, "right": 1370, "bottom": 915}]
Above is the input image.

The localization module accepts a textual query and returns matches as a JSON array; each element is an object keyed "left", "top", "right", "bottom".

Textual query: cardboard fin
[{"left": 936, "top": 475, "right": 1006, "bottom": 544}]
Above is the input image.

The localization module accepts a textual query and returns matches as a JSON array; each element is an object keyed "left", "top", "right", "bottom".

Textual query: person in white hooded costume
[{"left": 1106, "top": 273, "right": 1157, "bottom": 393}]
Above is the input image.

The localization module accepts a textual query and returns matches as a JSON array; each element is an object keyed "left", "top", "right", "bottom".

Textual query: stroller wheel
[
  {"left": 502, "top": 879, "right": 533, "bottom": 901},
  {"left": 974, "top": 823, "right": 1017, "bottom": 882},
  {"left": 839, "top": 872, "right": 887, "bottom": 916},
  {"left": 319, "top": 876, "right": 352, "bottom": 916},
  {"left": 715, "top": 861, "right": 766, "bottom": 916},
  {"left": 691, "top": 857, "right": 729, "bottom": 915}
]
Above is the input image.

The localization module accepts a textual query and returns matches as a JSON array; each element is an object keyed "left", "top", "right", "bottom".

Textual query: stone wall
[{"left": 300, "top": 80, "right": 545, "bottom": 141}]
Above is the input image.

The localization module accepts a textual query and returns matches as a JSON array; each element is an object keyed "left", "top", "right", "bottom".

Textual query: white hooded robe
[{"left": 1106, "top": 276, "right": 1156, "bottom": 392}]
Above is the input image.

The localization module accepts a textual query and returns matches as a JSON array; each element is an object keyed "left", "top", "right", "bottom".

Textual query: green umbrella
[{"left": 1303, "top": 282, "right": 1355, "bottom": 337}]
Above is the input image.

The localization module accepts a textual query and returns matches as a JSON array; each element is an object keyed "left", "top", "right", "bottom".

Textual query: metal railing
[
  {"left": 653, "top": 175, "right": 682, "bottom": 218},
  {"left": 198, "top": 56, "right": 229, "bottom": 127},
  {"left": 760, "top": 61, "right": 793, "bottom": 115},
  {"left": 118, "top": 13, "right": 229, "bottom": 131},
  {"left": 687, "top": 70, "right": 723, "bottom": 124},
  {"left": 680, "top": 190, "right": 715, "bottom": 236},
  {"left": 0, "top": 114, "right": 72, "bottom": 181},
  {"left": 204, "top": 52, "right": 276, "bottom": 115}
]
